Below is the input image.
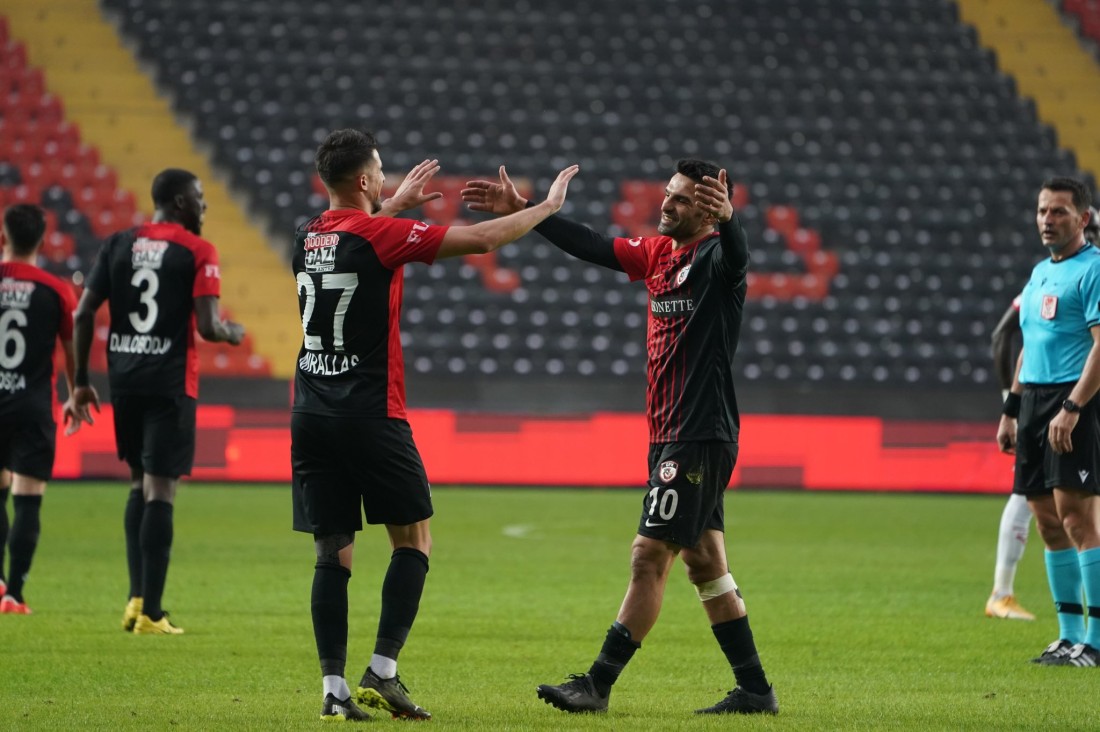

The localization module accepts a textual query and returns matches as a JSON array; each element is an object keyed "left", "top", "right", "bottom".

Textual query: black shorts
[
  {"left": 0, "top": 409, "right": 56, "bottom": 481},
  {"left": 1014, "top": 384, "right": 1100, "bottom": 496},
  {"left": 291, "top": 413, "right": 434, "bottom": 535},
  {"left": 112, "top": 395, "right": 197, "bottom": 479},
  {"left": 636, "top": 441, "right": 738, "bottom": 548}
]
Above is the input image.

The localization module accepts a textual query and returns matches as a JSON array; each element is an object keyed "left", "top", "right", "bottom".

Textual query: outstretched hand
[
  {"left": 379, "top": 159, "right": 444, "bottom": 216},
  {"left": 544, "top": 164, "right": 580, "bottom": 213},
  {"left": 696, "top": 169, "right": 734, "bottom": 224},
  {"left": 461, "top": 166, "right": 528, "bottom": 216}
]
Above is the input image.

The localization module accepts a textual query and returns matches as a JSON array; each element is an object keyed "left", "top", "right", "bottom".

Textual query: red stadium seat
[
  {"left": 765, "top": 205, "right": 800, "bottom": 237},
  {"left": 41, "top": 231, "right": 75, "bottom": 263}
]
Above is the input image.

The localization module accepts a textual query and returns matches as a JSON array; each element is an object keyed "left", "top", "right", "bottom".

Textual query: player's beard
[{"left": 370, "top": 198, "right": 383, "bottom": 215}]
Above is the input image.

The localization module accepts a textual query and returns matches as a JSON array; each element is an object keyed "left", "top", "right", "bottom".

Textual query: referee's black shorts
[
  {"left": 112, "top": 394, "right": 197, "bottom": 479},
  {"left": 0, "top": 407, "right": 56, "bottom": 481},
  {"left": 1014, "top": 383, "right": 1100, "bottom": 496},
  {"left": 291, "top": 413, "right": 434, "bottom": 535}
]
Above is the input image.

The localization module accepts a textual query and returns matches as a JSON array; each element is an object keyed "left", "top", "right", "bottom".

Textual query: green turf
[{"left": 0, "top": 483, "right": 1092, "bottom": 730}]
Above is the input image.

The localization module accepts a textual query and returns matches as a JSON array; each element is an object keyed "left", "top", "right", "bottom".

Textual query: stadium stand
[{"left": 7, "top": 1, "right": 1100, "bottom": 394}]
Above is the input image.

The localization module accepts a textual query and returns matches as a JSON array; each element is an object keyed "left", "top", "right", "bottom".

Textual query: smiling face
[
  {"left": 656, "top": 173, "right": 711, "bottom": 243},
  {"left": 1037, "top": 188, "right": 1088, "bottom": 258}
]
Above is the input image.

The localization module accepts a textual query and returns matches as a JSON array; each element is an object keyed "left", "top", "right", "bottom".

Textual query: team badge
[
  {"left": 659, "top": 460, "right": 678, "bottom": 484},
  {"left": 1041, "top": 295, "right": 1058, "bottom": 320},
  {"left": 675, "top": 265, "right": 691, "bottom": 286},
  {"left": 628, "top": 237, "right": 643, "bottom": 248}
]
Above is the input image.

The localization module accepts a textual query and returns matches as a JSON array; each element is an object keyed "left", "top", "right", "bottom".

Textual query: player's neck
[
  {"left": 672, "top": 226, "right": 716, "bottom": 250},
  {"left": 1050, "top": 236, "right": 1088, "bottom": 262}
]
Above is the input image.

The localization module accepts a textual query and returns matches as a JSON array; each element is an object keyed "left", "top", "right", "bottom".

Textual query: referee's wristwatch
[{"left": 1063, "top": 398, "right": 1082, "bottom": 414}]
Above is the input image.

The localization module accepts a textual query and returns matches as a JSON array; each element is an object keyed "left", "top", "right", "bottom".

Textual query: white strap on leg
[{"left": 695, "top": 572, "right": 738, "bottom": 601}]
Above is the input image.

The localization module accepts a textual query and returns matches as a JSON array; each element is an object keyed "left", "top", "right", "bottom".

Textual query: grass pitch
[{"left": 0, "top": 483, "right": 1092, "bottom": 730}]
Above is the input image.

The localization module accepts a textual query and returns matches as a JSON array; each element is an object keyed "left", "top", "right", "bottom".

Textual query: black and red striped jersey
[
  {"left": 291, "top": 209, "right": 448, "bottom": 419},
  {"left": 84, "top": 222, "right": 222, "bottom": 399},
  {"left": 613, "top": 225, "right": 748, "bottom": 443},
  {"left": 0, "top": 262, "right": 76, "bottom": 420}
]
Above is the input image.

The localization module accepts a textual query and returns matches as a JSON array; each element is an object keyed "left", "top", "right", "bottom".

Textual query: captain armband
[
  {"left": 695, "top": 573, "right": 738, "bottom": 602},
  {"left": 1002, "top": 392, "right": 1022, "bottom": 419}
]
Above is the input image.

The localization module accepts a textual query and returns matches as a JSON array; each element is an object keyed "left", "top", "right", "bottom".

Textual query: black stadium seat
[{"left": 96, "top": 0, "right": 1095, "bottom": 386}]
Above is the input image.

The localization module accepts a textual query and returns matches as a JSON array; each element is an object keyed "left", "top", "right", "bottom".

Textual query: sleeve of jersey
[
  {"left": 1082, "top": 262, "right": 1100, "bottom": 329},
  {"left": 192, "top": 240, "right": 222, "bottom": 298},
  {"left": 534, "top": 213, "right": 625, "bottom": 273},
  {"left": 372, "top": 218, "right": 448, "bottom": 269},
  {"left": 611, "top": 235, "right": 653, "bottom": 281},
  {"left": 716, "top": 214, "right": 750, "bottom": 279},
  {"left": 57, "top": 281, "right": 77, "bottom": 340}
]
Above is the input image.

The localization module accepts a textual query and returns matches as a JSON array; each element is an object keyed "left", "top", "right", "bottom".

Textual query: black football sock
[
  {"left": 313, "top": 562, "right": 351, "bottom": 678},
  {"left": 0, "top": 486, "right": 10, "bottom": 584},
  {"left": 7, "top": 495, "right": 43, "bottom": 603},
  {"left": 123, "top": 487, "right": 144, "bottom": 599},
  {"left": 372, "top": 548, "right": 429, "bottom": 661},
  {"left": 712, "top": 616, "right": 771, "bottom": 695},
  {"left": 588, "top": 621, "right": 640, "bottom": 696},
  {"left": 138, "top": 500, "right": 173, "bottom": 620}
]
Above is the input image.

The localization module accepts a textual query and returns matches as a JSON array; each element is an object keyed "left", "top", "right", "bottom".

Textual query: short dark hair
[
  {"left": 1040, "top": 177, "right": 1093, "bottom": 213},
  {"left": 151, "top": 168, "right": 198, "bottom": 208},
  {"left": 676, "top": 158, "right": 722, "bottom": 185},
  {"left": 316, "top": 129, "right": 379, "bottom": 188},
  {"left": 3, "top": 204, "right": 46, "bottom": 256}
]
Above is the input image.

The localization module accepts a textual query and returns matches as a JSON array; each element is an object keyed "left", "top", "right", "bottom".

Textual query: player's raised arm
[
  {"left": 434, "top": 164, "right": 579, "bottom": 259},
  {"left": 377, "top": 158, "right": 444, "bottom": 217}
]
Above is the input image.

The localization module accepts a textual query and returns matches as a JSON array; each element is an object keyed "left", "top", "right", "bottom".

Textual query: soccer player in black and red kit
[
  {"left": 464, "top": 160, "right": 778, "bottom": 715},
  {"left": 72, "top": 169, "right": 245, "bottom": 635},
  {"left": 0, "top": 204, "right": 89, "bottom": 614},
  {"left": 293, "top": 129, "right": 578, "bottom": 722}
]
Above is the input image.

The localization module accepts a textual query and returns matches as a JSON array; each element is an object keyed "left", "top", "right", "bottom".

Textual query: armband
[{"left": 1002, "top": 392, "right": 1022, "bottom": 418}]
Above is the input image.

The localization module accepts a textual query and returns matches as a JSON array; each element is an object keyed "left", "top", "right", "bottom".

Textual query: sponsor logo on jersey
[
  {"left": 109, "top": 333, "right": 172, "bottom": 355},
  {"left": 659, "top": 460, "right": 678, "bottom": 483},
  {"left": 675, "top": 264, "right": 692, "bottom": 286},
  {"left": 304, "top": 233, "right": 338, "bottom": 273},
  {"left": 0, "top": 279, "right": 34, "bottom": 309},
  {"left": 650, "top": 295, "right": 695, "bottom": 317},
  {"left": 204, "top": 264, "right": 221, "bottom": 281},
  {"left": 298, "top": 351, "right": 360, "bottom": 376},
  {"left": 0, "top": 370, "right": 27, "bottom": 393},
  {"left": 303, "top": 233, "right": 340, "bottom": 251},
  {"left": 406, "top": 221, "right": 430, "bottom": 245},
  {"left": 131, "top": 238, "right": 169, "bottom": 270}
]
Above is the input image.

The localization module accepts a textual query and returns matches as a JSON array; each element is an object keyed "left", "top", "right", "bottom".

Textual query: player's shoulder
[
  {"left": 139, "top": 221, "right": 216, "bottom": 256},
  {"left": 619, "top": 233, "right": 673, "bottom": 251},
  {"left": 0, "top": 261, "right": 72, "bottom": 298}
]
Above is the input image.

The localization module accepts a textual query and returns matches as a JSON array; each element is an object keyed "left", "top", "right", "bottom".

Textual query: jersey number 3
[
  {"left": 296, "top": 272, "right": 359, "bottom": 352},
  {"left": 129, "top": 269, "right": 160, "bottom": 333}
]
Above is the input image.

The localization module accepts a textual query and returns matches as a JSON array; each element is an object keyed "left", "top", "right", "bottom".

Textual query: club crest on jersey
[
  {"left": 1041, "top": 295, "right": 1057, "bottom": 320},
  {"left": 675, "top": 264, "right": 692, "bottom": 286},
  {"left": 131, "top": 238, "right": 168, "bottom": 270},
  {"left": 659, "top": 460, "right": 678, "bottom": 484},
  {"left": 628, "top": 237, "right": 643, "bottom": 247}
]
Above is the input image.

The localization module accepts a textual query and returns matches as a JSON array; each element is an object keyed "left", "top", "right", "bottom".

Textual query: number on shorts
[{"left": 647, "top": 485, "right": 679, "bottom": 521}]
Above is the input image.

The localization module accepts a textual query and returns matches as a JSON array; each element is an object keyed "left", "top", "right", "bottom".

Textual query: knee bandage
[{"left": 695, "top": 573, "right": 738, "bottom": 601}]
